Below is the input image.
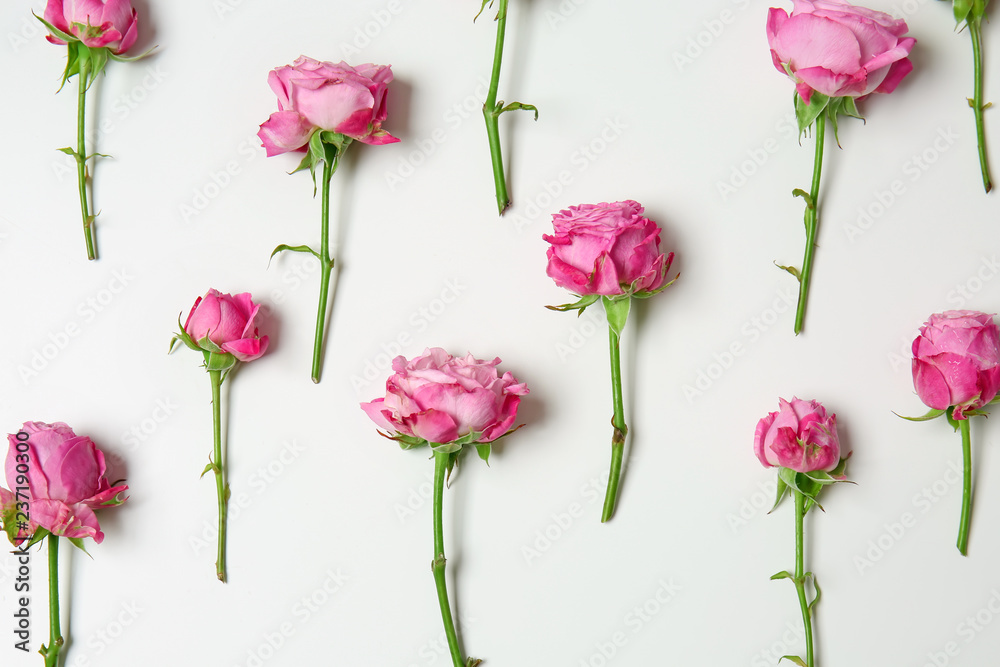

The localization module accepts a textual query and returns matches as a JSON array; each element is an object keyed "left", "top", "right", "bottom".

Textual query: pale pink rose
[
  {"left": 361, "top": 348, "right": 528, "bottom": 445},
  {"left": 754, "top": 398, "right": 841, "bottom": 473},
  {"left": 912, "top": 311, "right": 1000, "bottom": 419},
  {"left": 258, "top": 56, "right": 400, "bottom": 157},
  {"left": 43, "top": 0, "right": 139, "bottom": 55},
  {"left": 767, "top": 0, "right": 915, "bottom": 103},
  {"left": 0, "top": 422, "right": 127, "bottom": 544},
  {"left": 543, "top": 200, "right": 672, "bottom": 297},
  {"left": 183, "top": 289, "right": 269, "bottom": 363}
]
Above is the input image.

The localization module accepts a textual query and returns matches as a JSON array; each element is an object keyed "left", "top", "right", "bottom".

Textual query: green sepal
[
  {"left": 779, "top": 656, "right": 808, "bottom": 667},
  {"left": 769, "top": 476, "right": 790, "bottom": 513},
  {"left": 290, "top": 150, "right": 314, "bottom": 176},
  {"left": 107, "top": 45, "right": 157, "bottom": 63},
  {"left": 896, "top": 407, "right": 947, "bottom": 422},
  {"left": 430, "top": 430, "right": 484, "bottom": 455},
  {"left": 775, "top": 262, "right": 801, "bottom": 282},
  {"left": 202, "top": 350, "right": 237, "bottom": 373},
  {"left": 602, "top": 295, "right": 631, "bottom": 338},
  {"left": 498, "top": 101, "right": 539, "bottom": 121},
  {"left": 23, "top": 527, "right": 50, "bottom": 549},
  {"left": 824, "top": 96, "right": 864, "bottom": 147},
  {"left": 794, "top": 90, "right": 830, "bottom": 136},
  {"left": 34, "top": 11, "right": 75, "bottom": 43},
  {"left": 770, "top": 570, "right": 793, "bottom": 581},
  {"left": 270, "top": 244, "right": 320, "bottom": 262},
  {"left": 168, "top": 314, "right": 201, "bottom": 354},
  {"left": 546, "top": 293, "right": 600, "bottom": 316},
  {"left": 67, "top": 536, "right": 92, "bottom": 558},
  {"left": 89, "top": 46, "right": 109, "bottom": 84},
  {"left": 945, "top": 406, "right": 962, "bottom": 432},
  {"left": 954, "top": 0, "right": 974, "bottom": 23},
  {"left": 381, "top": 431, "right": 428, "bottom": 450},
  {"left": 476, "top": 443, "right": 491, "bottom": 465},
  {"left": 631, "top": 268, "right": 678, "bottom": 299}
]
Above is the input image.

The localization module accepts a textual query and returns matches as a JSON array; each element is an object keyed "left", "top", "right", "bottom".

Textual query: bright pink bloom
[
  {"left": 361, "top": 348, "right": 528, "bottom": 445},
  {"left": 0, "top": 422, "right": 127, "bottom": 544},
  {"left": 912, "top": 311, "right": 1000, "bottom": 419},
  {"left": 543, "top": 201, "right": 672, "bottom": 297},
  {"left": 258, "top": 57, "right": 400, "bottom": 157},
  {"left": 43, "top": 0, "right": 138, "bottom": 55},
  {"left": 766, "top": 0, "right": 915, "bottom": 104},
  {"left": 754, "top": 398, "right": 842, "bottom": 473},
  {"left": 184, "top": 289, "right": 269, "bottom": 363}
]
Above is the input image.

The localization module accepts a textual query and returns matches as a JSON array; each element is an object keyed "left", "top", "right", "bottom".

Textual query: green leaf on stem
[
  {"left": 895, "top": 407, "right": 946, "bottom": 422},
  {"left": 807, "top": 572, "right": 822, "bottom": 613},
  {"left": 498, "top": 101, "right": 539, "bottom": 120},
  {"left": 791, "top": 188, "right": 814, "bottom": 210},
  {"left": 546, "top": 293, "right": 600, "bottom": 315},
  {"left": 775, "top": 262, "right": 801, "bottom": 281},
  {"left": 779, "top": 655, "right": 808, "bottom": 667},
  {"left": 269, "top": 244, "right": 320, "bottom": 262},
  {"left": 201, "top": 461, "right": 220, "bottom": 478},
  {"left": 474, "top": 0, "right": 494, "bottom": 20},
  {"left": 466, "top": 658, "right": 483, "bottom": 667},
  {"left": 770, "top": 570, "right": 794, "bottom": 581},
  {"left": 602, "top": 295, "right": 631, "bottom": 338}
]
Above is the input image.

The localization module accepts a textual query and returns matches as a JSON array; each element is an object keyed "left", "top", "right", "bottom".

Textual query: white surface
[{"left": 2, "top": 0, "right": 1000, "bottom": 665}]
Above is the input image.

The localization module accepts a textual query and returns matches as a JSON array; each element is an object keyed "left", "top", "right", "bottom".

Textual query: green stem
[
  {"left": 957, "top": 418, "right": 973, "bottom": 556},
  {"left": 311, "top": 157, "right": 336, "bottom": 384},
  {"left": 793, "top": 491, "right": 815, "bottom": 667},
  {"left": 968, "top": 16, "right": 993, "bottom": 193},
  {"left": 793, "top": 114, "right": 826, "bottom": 335},
  {"left": 431, "top": 451, "right": 467, "bottom": 667},
  {"left": 42, "top": 535, "right": 62, "bottom": 667},
  {"left": 76, "top": 60, "right": 96, "bottom": 260},
  {"left": 209, "top": 369, "right": 228, "bottom": 582},
  {"left": 601, "top": 325, "right": 628, "bottom": 523},
  {"left": 482, "top": 0, "right": 511, "bottom": 215}
]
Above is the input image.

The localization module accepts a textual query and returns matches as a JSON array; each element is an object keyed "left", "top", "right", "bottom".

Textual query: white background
[{"left": 2, "top": 0, "right": 1000, "bottom": 665}]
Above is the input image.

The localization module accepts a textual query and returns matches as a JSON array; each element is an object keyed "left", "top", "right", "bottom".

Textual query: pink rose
[
  {"left": 754, "top": 398, "right": 841, "bottom": 473},
  {"left": 543, "top": 201, "right": 672, "bottom": 297},
  {"left": 183, "top": 289, "right": 269, "bottom": 363},
  {"left": 767, "top": 0, "right": 915, "bottom": 104},
  {"left": 0, "top": 422, "right": 127, "bottom": 544},
  {"left": 912, "top": 310, "right": 1000, "bottom": 419},
  {"left": 361, "top": 348, "right": 528, "bottom": 445},
  {"left": 43, "top": 0, "right": 139, "bottom": 55},
  {"left": 258, "top": 56, "right": 400, "bottom": 157}
]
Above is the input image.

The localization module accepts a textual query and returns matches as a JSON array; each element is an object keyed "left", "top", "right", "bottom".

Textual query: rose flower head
[
  {"left": 42, "top": 0, "right": 139, "bottom": 55},
  {"left": 361, "top": 348, "right": 528, "bottom": 453},
  {"left": 767, "top": 0, "right": 915, "bottom": 104},
  {"left": 0, "top": 421, "right": 127, "bottom": 545},
  {"left": 755, "top": 397, "right": 843, "bottom": 474},
  {"left": 912, "top": 310, "right": 1000, "bottom": 419}
]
